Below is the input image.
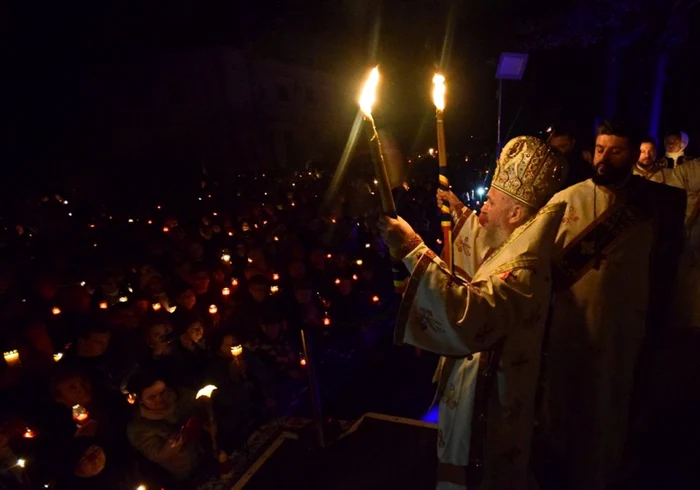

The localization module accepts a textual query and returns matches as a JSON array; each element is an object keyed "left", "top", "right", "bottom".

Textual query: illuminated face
[
  {"left": 665, "top": 134, "right": 682, "bottom": 154},
  {"left": 549, "top": 135, "right": 575, "bottom": 156},
  {"left": 593, "top": 134, "right": 635, "bottom": 184},
  {"left": 478, "top": 188, "right": 516, "bottom": 249},
  {"left": 639, "top": 142, "right": 657, "bottom": 166},
  {"left": 186, "top": 322, "right": 204, "bottom": 344},
  {"left": 140, "top": 380, "right": 171, "bottom": 411},
  {"left": 219, "top": 334, "right": 235, "bottom": 357},
  {"left": 74, "top": 445, "right": 106, "bottom": 478}
]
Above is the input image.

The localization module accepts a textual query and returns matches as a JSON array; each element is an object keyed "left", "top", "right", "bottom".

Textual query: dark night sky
[{"left": 4, "top": 0, "right": 700, "bottom": 194}]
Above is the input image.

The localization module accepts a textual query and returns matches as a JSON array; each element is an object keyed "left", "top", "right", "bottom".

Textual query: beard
[
  {"left": 592, "top": 161, "right": 632, "bottom": 186},
  {"left": 482, "top": 223, "right": 510, "bottom": 250}
]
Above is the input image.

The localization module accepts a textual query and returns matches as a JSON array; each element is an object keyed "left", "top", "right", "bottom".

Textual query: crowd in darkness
[{"left": 0, "top": 164, "right": 452, "bottom": 489}]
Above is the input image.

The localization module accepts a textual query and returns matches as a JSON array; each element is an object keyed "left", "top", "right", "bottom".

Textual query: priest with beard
[
  {"left": 538, "top": 120, "right": 685, "bottom": 490},
  {"left": 379, "top": 136, "right": 568, "bottom": 490}
]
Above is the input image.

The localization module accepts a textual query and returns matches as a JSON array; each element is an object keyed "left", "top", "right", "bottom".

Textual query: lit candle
[
  {"left": 72, "top": 404, "right": 89, "bottom": 425},
  {"left": 52, "top": 307, "right": 61, "bottom": 316},
  {"left": 299, "top": 357, "right": 307, "bottom": 367},
  {"left": 99, "top": 301, "right": 108, "bottom": 310},
  {"left": 136, "top": 484, "right": 146, "bottom": 490},
  {"left": 231, "top": 278, "right": 239, "bottom": 287},
  {"left": 23, "top": 427, "right": 36, "bottom": 439},
  {"left": 272, "top": 273, "right": 280, "bottom": 281},
  {"left": 222, "top": 287, "right": 231, "bottom": 297},
  {"left": 196, "top": 384, "right": 218, "bottom": 399},
  {"left": 16, "top": 458, "right": 26, "bottom": 468},
  {"left": 221, "top": 253, "right": 231, "bottom": 264},
  {"left": 167, "top": 306, "right": 177, "bottom": 313},
  {"left": 365, "top": 243, "right": 371, "bottom": 249},
  {"left": 89, "top": 224, "right": 95, "bottom": 229},
  {"left": 323, "top": 317, "right": 331, "bottom": 327},
  {"left": 230, "top": 345, "right": 243, "bottom": 357},
  {"left": 327, "top": 253, "right": 332, "bottom": 259},
  {"left": 127, "top": 393, "right": 136, "bottom": 405},
  {"left": 372, "top": 295, "right": 380, "bottom": 304},
  {"left": 209, "top": 304, "right": 218, "bottom": 315},
  {"left": 356, "top": 259, "right": 363, "bottom": 266},
  {"left": 163, "top": 226, "right": 170, "bottom": 233},
  {"left": 119, "top": 296, "right": 128, "bottom": 303},
  {"left": 270, "top": 285, "right": 279, "bottom": 294},
  {"left": 352, "top": 274, "right": 358, "bottom": 281},
  {"left": 152, "top": 303, "right": 161, "bottom": 311},
  {"left": 334, "top": 278, "right": 341, "bottom": 285},
  {"left": 4, "top": 350, "right": 20, "bottom": 368},
  {"left": 274, "top": 236, "right": 279, "bottom": 241},
  {"left": 53, "top": 352, "right": 63, "bottom": 362}
]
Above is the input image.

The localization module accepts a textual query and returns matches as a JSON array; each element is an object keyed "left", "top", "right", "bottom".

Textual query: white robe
[
  {"left": 541, "top": 177, "right": 683, "bottom": 489},
  {"left": 396, "top": 202, "right": 566, "bottom": 490}
]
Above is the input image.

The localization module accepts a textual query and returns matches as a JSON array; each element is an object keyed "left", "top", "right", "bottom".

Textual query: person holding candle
[
  {"left": 126, "top": 372, "right": 212, "bottom": 485},
  {"left": 379, "top": 136, "right": 568, "bottom": 490}
]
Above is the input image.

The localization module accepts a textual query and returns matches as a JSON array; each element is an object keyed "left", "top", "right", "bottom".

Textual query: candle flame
[
  {"left": 222, "top": 287, "right": 231, "bottom": 296},
  {"left": 23, "top": 427, "right": 35, "bottom": 439},
  {"left": 16, "top": 458, "right": 26, "bottom": 468},
  {"left": 209, "top": 304, "right": 218, "bottom": 315},
  {"left": 432, "top": 73, "right": 446, "bottom": 111},
  {"left": 221, "top": 254, "right": 231, "bottom": 263},
  {"left": 99, "top": 301, "right": 108, "bottom": 310},
  {"left": 231, "top": 278, "right": 239, "bottom": 287},
  {"left": 4, "top": 350, "right": 19, "bottom": 361},
  {"left": 53, "top": 353, "right": 63, "bottom": 362},
  {"left": 152, "top": 303, "right": 162, "bottom": 311},
  {"left": 196, "top": 384, "right": 218, "bottom": 399},
  {"left": 372, "top": 295, "right": 380, "bottom": 303},
  {"left": 136, "top": 485, "right": 147, "bottom": 490},
  {"left": 323, "top": 317, "right": 331, "bottom": 326},
  {"left": 359, "top": 66, "right": 380, "bottom": 117},
  {"left": 300, "top": 358, "right": 307, "bottom": 367},
  {"left": 127, "top": 393, "right": 137, "bottom": 405},
  {"left": 231, "top": 345, "right": 243, "bottom": 357},
  {"left": 272, "top": 273, "right": 280, "bottom": 281},
  {"left": 52, "top": 307, "right": 61, "bottom": 315},
  {"left": 270, "top": 285, "right": 280, "bottom": 294}
]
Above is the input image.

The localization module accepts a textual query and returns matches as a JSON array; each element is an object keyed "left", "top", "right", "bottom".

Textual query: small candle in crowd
[
  {"left": 72, "top": 404, "right": 89, "bottom": 424},
  {"left": 23, "top": 427, "right": 36, "bottom": 439},
  {"left": 4, "top": 350, "right": 20, "bottom": 368},
  {"left": 52, "top": 307, "right": 61, "bottom": 316},
  {"left": 99, "top": 301, "right": 108, "bottom": 310},
  {"left": 209, "top": 304, "right": 218, "bottom": 315},
  {"left": 53, "top": 352, "right": 63, "bottom": 362},
  {"left": 152, "top": 303, "right": 162, "bottom": 311},
  {"left": 230, "top": 345, "right": 243, "bottom": 357},
  {"left": 222, "top": 287, "right": 231, "bottom": 296}
]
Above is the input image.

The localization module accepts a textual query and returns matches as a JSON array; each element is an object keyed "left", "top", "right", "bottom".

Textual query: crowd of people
[
  {"left": 1, "top": 121, "right": 698, "bottom": 490},
  {"left": 0, "top": 166, "right": 449, "bottom": 489}
]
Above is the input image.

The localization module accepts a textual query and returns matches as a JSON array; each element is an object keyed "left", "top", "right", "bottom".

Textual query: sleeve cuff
[{"left": 402, "top": 242, "right": 430, "bottom": 272}]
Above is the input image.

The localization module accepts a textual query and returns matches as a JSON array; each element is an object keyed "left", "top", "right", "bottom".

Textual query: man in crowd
[
  {"left": 540, "top": 120, "right": 685, "bottom": 489},
  {"left": 380, "top": 136, "right": 568, "bottom": 490},
  {"left": 663, "top": 130, "right": 692, "bottom": 168},
  {"left": 548, "top": 127, "right": 593, "bottom": 189}
]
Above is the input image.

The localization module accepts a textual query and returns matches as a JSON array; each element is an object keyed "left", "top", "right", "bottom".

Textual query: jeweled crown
[{"left": 491, "top": 136, "right": 568, "bottom": 209}]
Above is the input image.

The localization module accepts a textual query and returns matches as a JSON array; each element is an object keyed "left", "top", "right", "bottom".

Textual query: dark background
[{"left": 4, "top": 0, "right": 700, "bottom": 195}]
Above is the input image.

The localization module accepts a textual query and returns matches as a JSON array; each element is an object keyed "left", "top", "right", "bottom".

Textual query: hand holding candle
[
  {"left": 433, "top": 73, "right": 453, "bottom": 272},
  {"left": 4, "top": 350, "right": 20, "bottom": 368}
]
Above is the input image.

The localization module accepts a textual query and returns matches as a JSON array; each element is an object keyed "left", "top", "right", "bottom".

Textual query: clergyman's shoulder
[{"left": 548, "top": 179, "right": 592, "bottom": 204}]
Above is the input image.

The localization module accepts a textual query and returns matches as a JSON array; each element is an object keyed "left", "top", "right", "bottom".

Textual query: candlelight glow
[
  {"left": 353, "top": 274, "right": 358, "bottom": 281},
  {"left": 119, "top": 296, "right": 128, "bottom": 303},
  {"left": 231, "top": 278, "right": 239, "bottom": 287},
  {"left": 365, "top": 243, "right": 371, "bottom": 249},
  {"left": 53, "top": 353, "right": 63, "bottom": 362},
  {"left": 152, "top": 303, "right": 162, "bottom": 311},
  {"left": 99, "top": 301, "right": 108, "bottom": 310},
  {"left": 432, "top": 73, "right": 446, "bottom": 111},
  {"left": 136, "top": 485, "right": 146, "bottom": 490},
  {"left": 272, "top": 273, "right": 280, "bottom": 281},
  {"left": 196, "top": 384, "right": 218, "bottom": 399},
  {"left": 300, "top": 357, "right": 307, "bottom": 367},
  {"left": 270, "top": 285, "right": 279, "bottom": 294},
  {"left": 163, "top": 226, "right": 170, "bottom": 233},
  {"left": 209, "top": 305, "right": 218, "bottom": 315},
  {"left": 359, "top": 66, "right": 380, "bottom": 117},
  {"left": 222, "top": 287, "right": 231, "bottom": 296},
  {"left": 356, "top": 259, "right": 363, "bottom": 266},
  {"left": 247, "top": 258, "right": 253, "bottom": 264},
  {"left": 127, "top": 393, "right": 137, "bottom": 405},
  {"left": 16, "top": 458, "right": 26, "bottom": 468},
  {"left": 167, "top": 306, "right": 177, "bottom": 313},
  {"left": 231, "top": 345, "right": 243, "bottom": 357},
  {"left": 327, "top": 253, "right": 332, "bottom": 259},
  {"left": 323, "top": 317, "right": 331, "bottom": 326},
  {"left": 372, "top": 295, "right": 380, "bottom": 304},
  {"left": 23, "top": 427, "right": 36, "bottom": 439},
  {"left": 221, "top": 254, "right": 231, "bottom": 263},
  {"left": 274, "top": 236, "right": 279, "bottom": 241},
  {"left": 72, "top": 405, "right": 89, "bottom": 423},
  {"left": 52, "top": 307, "right": 61, "bottom": 315},
  {"left": 334, "top": 278, "right": 341, "bottom": 285},
  {"left": 4, "top": 350, "right": 19, "bottom": 365}
]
